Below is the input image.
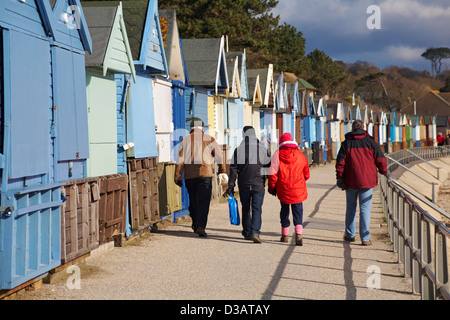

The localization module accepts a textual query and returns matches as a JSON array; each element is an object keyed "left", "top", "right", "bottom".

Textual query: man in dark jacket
[
  {"left": 336, "top": 120, "right": 387, "bottom": 246},
  {"left": 228, "top": 126, "right": 271, "bottom": 243}
]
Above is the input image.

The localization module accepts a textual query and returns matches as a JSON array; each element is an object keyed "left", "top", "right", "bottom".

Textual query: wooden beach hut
[
  {"left": 182, "top": 36, "right": 229, "bottom": 144},
  {"left": 103, "top": 0, "right": 168, "bottom": 233},
  {"left": 302, "top": 91, "right": 317, "bottom": 148},
  {"left": 226, "top": 51, "right": 245, "bottom": 155},
  {"left": 372, "top": 112, "right": 380, "bottom": 145},
  {"left": 0, "top": 0, "right": 92, "bottom": 290},
  {"left": 246, "top": 69, "right": 263, "bottom": 139},
  {"left": 158, "top": 9, "right": 189, "bottom": 220},
  {"left": 83, "top": 2, "right": 136, "bottom": 177},
  {"left": 409, "top": 115, "right": 421, "bottom": 147},
  {"left": 247, "top": 65, "right": 274, "bottom": 151}
]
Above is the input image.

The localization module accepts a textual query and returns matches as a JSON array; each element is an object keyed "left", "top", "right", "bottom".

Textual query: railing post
[
  {"left": 411, "top": 208, "right": 421, "bottom": 295},
  {"left": 388, "top": 185, "right": 394, "bottom": 242},
  {"left": 404, "top": 201, "right": 413, "bottom": 278},
  {"left": 435, "top": 223, "right": 449, "bottom": 300},
  {"left": 398, "top": 193, "right": 405, "bottom": 264},
  {"left": 421, "top": 217, "right": 435, "bottom": 300},
  {"left": 393, "top": 190, "right": 399, "bottom": 253},
  {"left": 432, "top": 183, "right": 436, "bottom": 204}
]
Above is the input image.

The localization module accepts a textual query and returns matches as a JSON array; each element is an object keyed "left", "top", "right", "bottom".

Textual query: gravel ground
[{"left": 11, "top": 164, "right": 419, "bottom": 301}]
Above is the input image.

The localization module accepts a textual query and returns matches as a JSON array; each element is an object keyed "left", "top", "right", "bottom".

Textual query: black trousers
[{"left": 185, "top": 177, "right": 212, "bottom": 230}]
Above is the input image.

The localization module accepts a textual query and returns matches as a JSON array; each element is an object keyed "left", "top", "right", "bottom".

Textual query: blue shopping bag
[{"left": 227, "top": 193, "right": 240, "bottom": 226}]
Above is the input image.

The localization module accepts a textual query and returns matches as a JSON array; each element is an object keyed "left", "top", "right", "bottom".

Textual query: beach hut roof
[
  {"left": 298, "top": 78, "right": 317, "bottom": 91},
  {"left": 83, "top": 3, "right": 136, "bottom": 81},
  {"left": 247, "top": 65, "right": 274, "bottom": 107},
  {"left": 82, "top": 0, "right": 168, "bottom": 75},
  {"left": 159, "top": 9, "right": 186, "bottom": 83},
  {"left": 182, "top": 37, "right": 229, "bottom": 93}
]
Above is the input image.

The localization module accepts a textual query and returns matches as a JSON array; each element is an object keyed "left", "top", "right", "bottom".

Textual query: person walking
[
  {"left": 175, "top": 117, "right": 227, "bottom": 237},
  {"left": 228, "top": 126, "right": 271, "bottom": 243},
  {"left": 336, "top": 120, "right": 387, "bottom": 246},
  {"left": 437, "top": 132, "right": 445, "bottom": 146},
  {"left": 268, "top": 133, "right": 310, "bottom": 246}
]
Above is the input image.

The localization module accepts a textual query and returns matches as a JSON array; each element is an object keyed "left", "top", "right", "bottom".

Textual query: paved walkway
[{"left": 16, "top": 164, "right": 419, "bottom": 301}]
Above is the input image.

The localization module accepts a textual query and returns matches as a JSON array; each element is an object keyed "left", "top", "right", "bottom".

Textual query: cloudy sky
[{"left": 271, "top": 0, "right": 450, "bottom": 71}]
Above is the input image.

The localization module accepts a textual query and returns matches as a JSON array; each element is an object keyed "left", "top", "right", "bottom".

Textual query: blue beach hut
[
  {"left": 92, "top": 0, "right": 167, "bottom": 233},
  {"left": 226, "top": 51, "right": 247, "bottom": 155},
  {"left": 182, "top": 36, "right": 229, "bottom": 144},
  {"left": 247, "top": 66, "right": 274, "bottom": 146},
  {"left": 159, "top": 9, "right": 190, "bottom": 220},
  {"left": 0, "top": 0, "right": 92, "bottom": 290},
  {"left": 125, "top": 0, "right": 168, "bottom": 160}
]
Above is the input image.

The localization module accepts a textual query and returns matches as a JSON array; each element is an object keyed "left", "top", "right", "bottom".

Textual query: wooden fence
[{"left": 128, "top": 157, "right": 160, "bottom": 231}]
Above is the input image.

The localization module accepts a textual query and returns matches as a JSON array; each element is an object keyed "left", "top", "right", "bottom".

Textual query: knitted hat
[{"left": 279, "top": 133, "right": 298, "bottom": 148}]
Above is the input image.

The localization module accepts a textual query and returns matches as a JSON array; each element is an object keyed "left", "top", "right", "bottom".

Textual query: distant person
[
  {"left": 336, "top": 120, "right": 387, "bottom": 246},
  {"left": 175, "top": 117, "right": 227, "bottom": 237},
  {"left": 437, "top": 132, "right": 445, "bottom": 146},
  {"left": 228, "top": 126, "right": 271, "bottom": 243},
  {"left": 268, "top": 133, "right": 310, "bottom": 246}
]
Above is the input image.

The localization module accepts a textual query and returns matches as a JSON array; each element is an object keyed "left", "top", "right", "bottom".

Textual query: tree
[
  {"left": 355, "top": 72, "right": 391, "bottom": 109},
  {"left": 440, "top": 76, "right": 450, "bottom": 93},
  {"left": 158, "top": 0, "right": 306, "bottom": 75},
  {"left": 301, "top": 49, "right": 348, "bottom": 98},
  {"left": 421, "top": 47, "right": 450, "bottom": 78},
  {"left": 269, "top": 23, "right": 305, "bottom": 74}
]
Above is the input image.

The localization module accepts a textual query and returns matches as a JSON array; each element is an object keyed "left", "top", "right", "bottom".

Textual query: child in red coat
[{"left": 268, "top": 133, "right": 310, "bottom": 245}]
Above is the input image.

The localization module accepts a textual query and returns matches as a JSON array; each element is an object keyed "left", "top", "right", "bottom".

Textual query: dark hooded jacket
[
  {"left": 335, "top": 128, "right": 387, "bottom": 189},
  {"left": 228, "top": 131, "right": 271, "bottom": 194}
]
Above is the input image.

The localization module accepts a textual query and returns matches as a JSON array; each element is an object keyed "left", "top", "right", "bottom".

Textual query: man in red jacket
[
  {"left": 268, "top": 133, "right": 310, "bottom": 245},
  {"left": 336, "top": 120, "right": 387, "bottom": 246}
]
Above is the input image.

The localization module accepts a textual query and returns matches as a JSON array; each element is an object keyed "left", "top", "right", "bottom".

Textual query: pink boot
[
  {"left": 295, "top": 225, "right": 303, "bottom": 246},
  {"left": 280, "top": 227, "right": 289, "bottom": 242}
]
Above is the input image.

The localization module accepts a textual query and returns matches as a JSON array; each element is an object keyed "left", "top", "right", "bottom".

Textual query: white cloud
[
  {"left": 273, "top": 0, "right": 450, "bottom": 35},
  {"left": 271, "top": 0, "right": 449, "bottom": 70},
  {"left": 380, "top": 0, "right": 450, "bottom": 20},
  {"left": 385, "top": 45, "right": 425, "bottom": 62},
  {"left": 272, "top": 0, "right": 372, "bottom": 35}
]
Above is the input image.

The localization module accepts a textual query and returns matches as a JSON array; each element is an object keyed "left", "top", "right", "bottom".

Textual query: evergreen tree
[
  {"left": 301, "top": 49, "right": 348, "bottom": 98},
  {"left": 421, "top": 47, "right": 450, "bottom": 78},
  {"left": 440, "top": 76, "right": 450, "bottom": 93},
  {"left": 158, "top": 0, "right": 305, "bottom": 74}
]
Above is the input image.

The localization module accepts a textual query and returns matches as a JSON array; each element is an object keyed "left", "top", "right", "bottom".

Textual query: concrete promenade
[{"left": 16, "top": 164, "right": 419, "bottom": 301}]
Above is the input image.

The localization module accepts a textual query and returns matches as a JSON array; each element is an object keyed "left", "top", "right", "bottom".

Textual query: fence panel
[
  {"left": 61, "top": 178, "right": 100, "bottom": 263},
  {"left": 99, "top": 174, "right": 128, "bottom": 245},
  {"left": 128, "top": 157, "right": 160, "bottom": 231}
]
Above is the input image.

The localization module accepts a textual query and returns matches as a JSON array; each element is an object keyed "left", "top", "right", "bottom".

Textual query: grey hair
[{"left": 352, "top": 120, "right": 364, "bottom": 131}]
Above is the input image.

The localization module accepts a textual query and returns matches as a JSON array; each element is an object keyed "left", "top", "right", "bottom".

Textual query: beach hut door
[{"left": 52, "top": 47, "right": 89, "bottom": 181}]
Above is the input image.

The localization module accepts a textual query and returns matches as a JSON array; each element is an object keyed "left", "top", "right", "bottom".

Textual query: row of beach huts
[{"left": 0, "top": 0, "right": 446, "bottom": 293}]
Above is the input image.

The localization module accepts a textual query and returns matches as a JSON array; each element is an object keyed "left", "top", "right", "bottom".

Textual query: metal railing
[
  {"left": 386, "top": 146, "right": 450, "bottom": 203},
  {"left": 380, "top": 146, "right": 450, "bottom": 300},
  {"left": 385, "top": 155, "right": 438, "bottom": 203}
]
